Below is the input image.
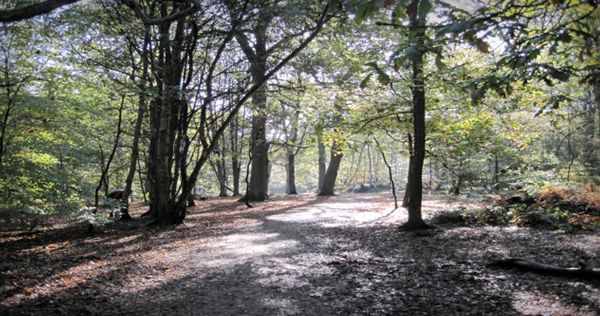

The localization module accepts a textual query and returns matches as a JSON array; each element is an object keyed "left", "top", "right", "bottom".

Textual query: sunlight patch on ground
[
  {"left": 566, "top": 235, "right": 600, "bottom": 258},
  {"left": 512, "top": 290, "right": 596, "bottom": 316},
  {"left": 267, "top": 204, "right": 382, "bottom": 227},
  {"left": 262, "top": 297, "right": 300, "bottom": 314},
  {"left": 197, "top": 232, "right": 301, "bottom": 269},
  {"left": 2, "top": 259, "right": 109, "bottom": 307}
]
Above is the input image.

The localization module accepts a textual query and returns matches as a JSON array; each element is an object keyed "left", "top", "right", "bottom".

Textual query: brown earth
[{"left": 1, "top": 193, "right": 599, "bottom": 315}]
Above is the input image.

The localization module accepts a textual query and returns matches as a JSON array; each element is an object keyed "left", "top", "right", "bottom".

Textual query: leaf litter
[{"left": 0, "top": 193, "right": 599, "bottom": 315}]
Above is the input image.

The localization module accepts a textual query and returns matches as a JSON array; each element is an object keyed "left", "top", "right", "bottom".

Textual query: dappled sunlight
[
  {"left": 512, "top": 290, "right": 597, "bottom": 316},
  {"left": 266, "top": 198, "right": 387, "bottom": 227},
  {"left": 2, "top": 258, "right": 110, "bottom": 307},
  {"left": 199, "top": 232, "right": 301, "bottom": 269},
  {"left": 2, "top": 194, "right": 599, "bottom": 315}
]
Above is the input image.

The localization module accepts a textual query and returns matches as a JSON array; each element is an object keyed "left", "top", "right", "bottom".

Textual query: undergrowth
[{"left": 431, "top": 183, "right": 600, "bottom": 231}]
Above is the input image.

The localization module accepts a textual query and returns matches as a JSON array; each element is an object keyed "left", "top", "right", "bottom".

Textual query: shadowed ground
[{"left": 1, "top": 193, "right": 599, "bottom": 315}]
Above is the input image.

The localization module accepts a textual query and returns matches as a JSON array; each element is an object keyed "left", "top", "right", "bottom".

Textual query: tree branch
[
  {"left": 0, "top": 0, "right": 80, "bottom": 23},
  {"left": 121, "top": 0, "right": 202, "bottom": 25}
]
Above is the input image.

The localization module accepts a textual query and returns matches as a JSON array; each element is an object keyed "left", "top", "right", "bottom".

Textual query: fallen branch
[{"left": 487, "top": 257, "right": 600, "bottom": 279}]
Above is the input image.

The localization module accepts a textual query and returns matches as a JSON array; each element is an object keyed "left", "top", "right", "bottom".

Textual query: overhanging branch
[{"left": 0, "top": 0, "right": 80, "bottom": 23}]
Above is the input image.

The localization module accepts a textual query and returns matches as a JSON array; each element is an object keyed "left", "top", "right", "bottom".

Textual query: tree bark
[
  {"left": 487, "top": 257, "right": 600, "bottom": 279},
  {"left": 401, "top": 0, "right": 429, "bottom": 230},
  {"left": 121, "top": 29, "right": 151, "bottom": 221},
  {"left": 232, "top": 3, "right": 273, "bottom": 202},
  {"left": 94, "top": 95, "right": 125, "bottom": 209},
  {"left": 318, "top": 137, "right": 327, "bottom": 190},
  {"left": 148, "top": 6, "right": 191, "bottom": 225},
  {"left": 230, "top": 116, "right": 243, "bottom": 196},
  {"left": 318, "top": 139, "right": 343, "bottom": 196},
  {"left": 0, "top": 0, "right": 80, "bottom": 23},
  {"left": 246, "top": 85, "right": 271, "bottom": 201},
  {"left": 211, "top": 140, "right": 229, "bottom": 197},
  {"left": 286, "top": 150, "right": 298, "bottom": 194}
]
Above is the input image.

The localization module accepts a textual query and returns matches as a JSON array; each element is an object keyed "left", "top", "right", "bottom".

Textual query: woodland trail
[{"left": 1, "top": 193, "right": 599, "bottom": 315}]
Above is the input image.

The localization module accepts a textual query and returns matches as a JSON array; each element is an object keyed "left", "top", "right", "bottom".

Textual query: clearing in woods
[{"left": 1, "top": 193, "right": 599, "bottom": 315}]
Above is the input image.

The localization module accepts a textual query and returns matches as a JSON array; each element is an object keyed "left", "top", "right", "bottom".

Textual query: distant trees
[
  {"left": 1, "top": 0, "right": 599, "bottom": 231},
  {"left": 1, "top": 0, "right": 334, "bottom": 226}
]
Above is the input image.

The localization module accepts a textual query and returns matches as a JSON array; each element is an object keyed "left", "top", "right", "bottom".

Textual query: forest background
[{"left": 1, "top": 0, "right": 599, "bottom": 230}]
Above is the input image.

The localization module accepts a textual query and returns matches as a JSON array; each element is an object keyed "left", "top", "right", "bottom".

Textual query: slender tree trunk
[
  {"left": 286, "top": 149, "right": 298, "bottom": 194},
  {"left": 232, "top": 154, "right": 241, "bottom": 196},
  {"left": 94, "top": 95, "right": 125, "bottom": 209},
  {"left": 214, "top": 143, "right": 229, "bottom": 197},
  {"left": 596, "top": 83, "right": 600, "bottom": 140},
  {"left": 374, "top": 137, "right": 398, "bottom": 209},
  {"left": 121, "top": 30, "right": 151, "bottom": 220},
  {"left": 230, "top": 116, "right": 242, "bottom": 196},
  {"left": 493, "top": 152, "right": 499, "bottom": 190},
  {"left": 402, "top": 132, "right": 413, "bottom": 207},
  {"left": 120, "top": 90, "right": 144, "bottom": 220},
  {"left": 401, "top": 0, "right": 429, "bottom": 229},
  {"left": 318, "top": 137, "right": 326, "bottom": 190}
]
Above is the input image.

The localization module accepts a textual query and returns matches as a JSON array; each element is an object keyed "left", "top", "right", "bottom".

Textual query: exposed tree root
[
  {"left": 399, "top": 221, "right": 433, "bottom": 231},
  {"left": 487, "top": 257, "right": 600, "bottom": 279}
]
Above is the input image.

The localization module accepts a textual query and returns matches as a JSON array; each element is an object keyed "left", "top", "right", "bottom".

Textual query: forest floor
[{"left": 1, "top": 193, "right": 599, "bottom": 315}]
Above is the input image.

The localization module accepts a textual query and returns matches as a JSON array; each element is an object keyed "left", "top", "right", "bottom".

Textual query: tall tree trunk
[
  {"left": 286, "top": 149, "right": 298, "bottom": 194},
  {"left": 285, "top": 108, "right": 300, "bottom": 195},
  {"left": 149, "top": 10, "right": 189, "bottom": 225},
  {"left": 402, "top": 0, "right": 429, "bottom": 229},
  {"left": 246, "top": 83, "right": 270, "bottom": 201},
  {"left": 231, "top": 151, "right": 241, "bottom": 196},
  {"left": 212, "top": 141, "right": 229, "bottom": 197},
  {"left": 121, "top": 29, "right": 151, "bottom": 221},
  {"left": 318, "top": 137, "right": 326, "bottom": 190},
  {"left": 230, "top": 116, "right": 242, "bottom": 196},
  {"left": 318, "top": 139, "right": 343, "bottom": 196},
  {"left": 232, "top": 3, "right": 273, "bottom": 202}
]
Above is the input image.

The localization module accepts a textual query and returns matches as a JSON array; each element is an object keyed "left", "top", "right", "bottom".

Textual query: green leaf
[
  {"left": 435, "top": 54, "right": 447, "bottom": 70},
  {"left": 360, "top": 73, "right": 373, "bottom": 89},
  {"left": 365, "top": 61, "right": 378, "bottom": 68},
  {"left": 364, "top": 62, "right": 390, "bottom": 85},
  {"left": 418, "top": 0, "right": 432, "bottom": 18},
  {"left": 392, "top": 1, "right": 407, "bottom": 20},
  {"left": 375, "top": 68, "right": 391, "bottom": 85},
  {"left": 393, "top": 55, "right": 409, "bottom": 71},
  {"left": 439, "top": 20, "right": 474, "bottom": 35},
  {"left": 548, "top": 68, "right": 570, "bottom": 82},
  {"left": 355, "top": 1, "right": 378, "bottom": 24},
  {"left": 556, "top": 32, "right": 571, "bottom": 43},
  {"left": 528, "top": 48, "right": 540, "bottom": 60},
  {"left": 404, "top": 46, "right": 421, "bottom": 60}
]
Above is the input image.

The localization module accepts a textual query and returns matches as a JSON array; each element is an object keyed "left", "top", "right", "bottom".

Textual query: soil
[{"left": 1, "top": 193, "right": 599, "bottom": 315}]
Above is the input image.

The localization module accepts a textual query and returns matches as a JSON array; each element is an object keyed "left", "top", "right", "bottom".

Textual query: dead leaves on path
[{"left": 1, "top": 194, "right": 599, "bottom": 315}]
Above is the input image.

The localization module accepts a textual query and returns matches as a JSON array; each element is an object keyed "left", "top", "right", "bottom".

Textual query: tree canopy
[{"left": 0, "top": 0, "right": 598, "bottom": 229}]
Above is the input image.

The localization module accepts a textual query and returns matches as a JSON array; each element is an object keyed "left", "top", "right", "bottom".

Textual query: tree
[
  {"left": 145, "top": 0, "right": 334, "bottom": 223},
  {"left": 349, "top": 0, "right": 442, "bottom": 229},
  {"left": 12, "top": 0, "right": 334, "bottom": 225},
  {"left": 225, "top": 0, "right": 273, "bottom": 202},
  {"left": 0, "top": 12, "right": 115, "bottom": 222},
  {"left": 225, "top": 0, "right": 334, "bottom": 201}
]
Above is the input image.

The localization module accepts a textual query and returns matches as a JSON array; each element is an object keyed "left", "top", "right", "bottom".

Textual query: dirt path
[{"left": 1, "top": 194, "right": 599, "bottom": 315}]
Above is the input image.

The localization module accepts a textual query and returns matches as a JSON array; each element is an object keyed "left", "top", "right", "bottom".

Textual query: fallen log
[{"left": 487, "top": 257, "right": 600, "bottom": 279}]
